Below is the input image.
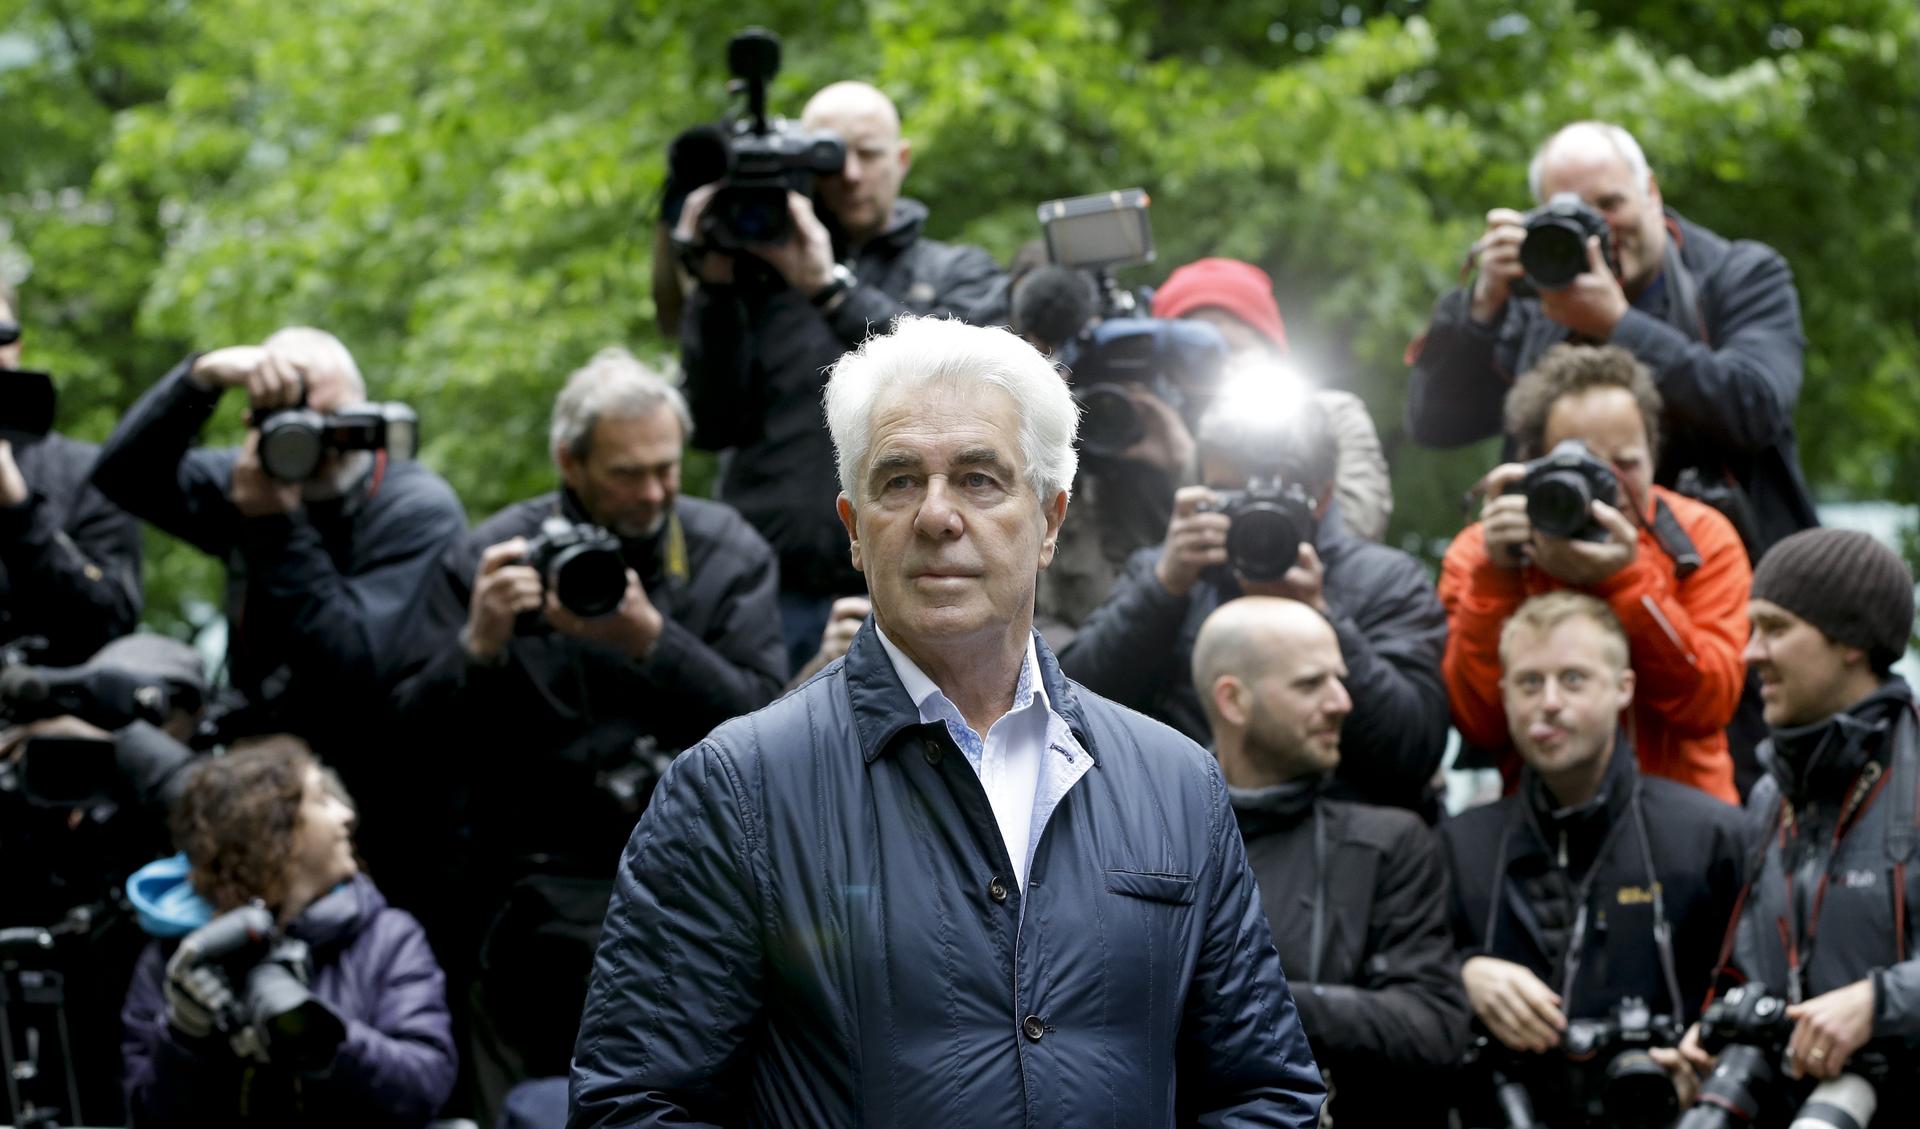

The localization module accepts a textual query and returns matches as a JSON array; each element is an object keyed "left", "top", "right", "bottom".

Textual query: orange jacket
[{"left": 1439, "top": 486, "right": 1748, "bottom": 804}]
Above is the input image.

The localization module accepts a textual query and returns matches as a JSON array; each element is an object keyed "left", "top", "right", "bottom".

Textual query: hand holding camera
[
  {"left": 467, "top": 520, "right": 663, "bottom": 661},
  {"left": 1469, "top": 207, "right": 1530, "bottom": 324},
  {"left": 1463, "top": 954, "right": 1567, "bottom": 1055},
  {"left": 164, "top": 902, "right": 343, "bottom": 1069},
  {"left": 1537, "top": 235, "right": 1629, "bottom": 339},
  {"left": 0, "top": 440, "right": 28, "bottom": 507},
  {"left": 231, "top": 430, "right": 303, "bottom": 517},
  {"left": 1481, "top": 441, "right": 1639, "bottom": 584},
  {"left": 189, "top": 345, "right": 298, "bottom": 408},
  {"left": 1154, "top": 486, "right": 1232, "bottom": 598},
  {"left": 466, "top": 537, "right": 543, "bottom": 662}
]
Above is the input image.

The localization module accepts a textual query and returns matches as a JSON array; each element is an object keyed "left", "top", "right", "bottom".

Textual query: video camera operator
[
  {"left": 1440, "top": 344, "right": 1751, "bottom": 804},
  {"left": 1658, "top": 530, "right": 1920, "bottom": 1127},
  {"left": 90, "top": 326, "right": 465, "bottom": 891},
  {"left": 0, "top": 279, "right": 142, "bottom": 666},
  {"left": 121, "top": 736, "right": 457, "bottom": 1127},
  {"left": 1440, "top": 593, "right": 1746, "bottom": 1128},
  {"left": 1406, "top": 120, "right": 1816, "bottom": 560},
  {"left": 1060, "top": 378, "right": 1450, "bottom": 818},
  {"left": 666, "top": 39, "right": 1008, "bottom": 669},
  {"left": 393, "top": 346, "right": 784, "bottom": 1117},
  {"left": 0, "top": 632, "right": 207, "bottom": 1127},
  {"left": 1195, "top": 597, "right": 1470, "bottom": 1126}
]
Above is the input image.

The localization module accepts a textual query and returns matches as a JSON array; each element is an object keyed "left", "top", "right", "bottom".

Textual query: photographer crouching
[
  {"left": 394, "top": 347, "right": 784, "bottom": 1118},
  {"left": 120, "top": 736, "right": 456, "bottom": 1127},
  {"left": 1059, "top": 379, "right": 1450, "bottom": 818}
]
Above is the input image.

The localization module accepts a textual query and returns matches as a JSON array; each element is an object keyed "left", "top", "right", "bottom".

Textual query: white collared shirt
[{"left": 876, "top": 627, "right": 1090, "bottom": 891}]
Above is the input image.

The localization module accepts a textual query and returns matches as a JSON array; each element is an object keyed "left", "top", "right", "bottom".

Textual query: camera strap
[
  {"left": 1777, "top": 758, "right": 1893, "bottom": 1003},
  {"left": 1657, "top": 218, "right": 1709, "bottom": 345}
]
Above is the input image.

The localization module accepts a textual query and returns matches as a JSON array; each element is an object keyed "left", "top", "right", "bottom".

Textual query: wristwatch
[{"left": 810, "top": 264, "right": 857, "bottom": 309}]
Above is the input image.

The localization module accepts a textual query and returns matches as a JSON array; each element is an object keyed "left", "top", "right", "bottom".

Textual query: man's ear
[
  {"left": 1614, "top": 667, "right": 1637, "bottom": 714},
  {"left": 1213, "top": 675, "right": 1251, "bottom": 729},
  {"left": 1036, "top": 489, "right": 1068, "bottom": 570},
  {"left": 837, "top": 494, "right": 864, "bottom": 573},
  {"left": 896, "top": 136, "right": 913, "bottom": 178},
  {"left": 556, "top": 446, "right": 585, "bottom": 495}
]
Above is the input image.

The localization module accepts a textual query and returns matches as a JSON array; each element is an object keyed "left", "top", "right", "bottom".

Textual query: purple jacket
[{"left": 121, "top": 873, "right": 457, "bottom": 1127}]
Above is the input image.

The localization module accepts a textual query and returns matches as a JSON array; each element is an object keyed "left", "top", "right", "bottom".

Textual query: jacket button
[
  {"left": 922, "top": 740, "right": 942, "bottom": 766},
  {"left": 1023, "top": 1015, "right": 1047, "bottom": 1041},
  {"left": 988, "top": 877, "right": 1008, "bottom": 904}
]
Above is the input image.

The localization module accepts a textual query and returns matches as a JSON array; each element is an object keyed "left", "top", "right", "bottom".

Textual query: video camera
[
  {"left": 167, "top": 902, "right": 346, "bottom": 1072},
  {"left": 1510, "top": 438, "right": 1620, "bottom": 542},
  {"left": 667, "top": 28, "right": 847, "bottom": 250},
  {"left": 0, "top": 639, "right": 177, "bottom": 811},
  {"left": 525, "top": 517, "right": 627, "bottom": 618},
  {"left": 1462, "top": 997, "right": 1685, "bottom": 1129},
  {"left": 1676, "top": 984, "right": 1887, "bottom": 1129},
  {"left": 1519, "top": 192, "right": 1620, "bottom": 292},
  {"left": 249, "top": 400, "right": 419, "bottom": 482}
]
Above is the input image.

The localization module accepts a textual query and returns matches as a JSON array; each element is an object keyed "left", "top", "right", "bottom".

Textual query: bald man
[
  {"left": 93, "top": 329, "right": 464, "bottom": 888},
  {"left": 1406, "top": 119, "right": 1814, "bottom": 560},
  {"left": 671, "top": 79, "right": 1009, "bottom": 669},
  {"left": 1196, "top": 597, "right": 1469, "bottom": 1127}
]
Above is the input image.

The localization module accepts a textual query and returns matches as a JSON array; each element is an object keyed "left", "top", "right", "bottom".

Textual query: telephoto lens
[
  {"left": 1673, "top": 1043, "right": 1785, "bottom": 1129},
  {"left": 1789, "top": 1075, "right": 1877, "bottom": 1129},
  {"left": 245, "top": 938, "right": 346, "bottom": 1071}
]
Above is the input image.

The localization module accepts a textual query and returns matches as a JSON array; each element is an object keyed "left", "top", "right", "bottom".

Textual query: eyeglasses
[{"left": 0, "top": 324, "right": 19, "bottom": 347}]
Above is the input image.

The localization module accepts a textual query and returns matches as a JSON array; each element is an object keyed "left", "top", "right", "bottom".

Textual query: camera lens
[
  {"left": 1603, "top": 1050, "right": 1681, "bottom": 1129},
  {"left": 1790, "top": 1075, "right": 1878, "bottom": 1129},
  {"left": 1674, "top": 1045, "right": 1781, "bottom": 1129},
  {"left": 247, "top": 960, "right": 346, "bottom": 1071},
  {"left": 716, "top": 187, "right": 792, "bottom": 245},
  {"left": 548, "top": 543, "right": 628, "bottom": 618},
  {"left": 1526, "top": 470, "right": 1595, "bottom": 539},
  {"left": 1225, "top": 502, "right": 1308, "bottom": 582},
  {"left": 1521, "top": 219, "right": 1590, "bottom": 289},
  {"left": 258, "top": 413, "right": 327, "bottom": 481},
  {"left": 1075, "top": 385, "right": 1145, "bottom": 458}
]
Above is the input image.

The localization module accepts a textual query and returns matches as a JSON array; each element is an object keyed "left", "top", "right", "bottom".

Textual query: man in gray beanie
[{"left": 1666, "top": 528, "right": 1920, "bottom": 1119}]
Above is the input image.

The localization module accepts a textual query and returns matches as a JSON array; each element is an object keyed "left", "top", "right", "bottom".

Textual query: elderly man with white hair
[
  {"left": 92, "top": 327, "right": 465, "bottom": 897},
  {"left": 393, "top": 345, "right": 785, "bottom": 1120},
  {"left": 1406, "top": 118, "right": 1816, "bottom": 560},
  {"left": 570, "top": 315, "right": 1324, "bottom": 1128}
]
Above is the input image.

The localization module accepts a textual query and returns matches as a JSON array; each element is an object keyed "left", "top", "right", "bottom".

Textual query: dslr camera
[
  {"left": 524, "top": 517, "right": 627, "bottom": 618},
  {"left": 1462, "top": 997, "right": 1684, "bottom": 1129},
  {"left": 1199, "top": 475, "right": 1318, "bottom": 584},
  {"left": 167, "top": 902, "right": 345, "bottom": 1071},
  {"left": 1519, "top": 191, "right": 1620, "bottom": 291},
  {"left": 250, "top": 401, "right": 418, "bottom": 482},
  {"left": 669, "top": 28, "right": 846, "bottom": 250},
  {"left": 1512, "top": 438, "right": 1619, "bottom": 542},
  {"left": 1057, "top": 318, "right": 1229, "bottom": 458},
  {"left": 1676, "top": 983, "right": 1887, "bottom": 1129}
]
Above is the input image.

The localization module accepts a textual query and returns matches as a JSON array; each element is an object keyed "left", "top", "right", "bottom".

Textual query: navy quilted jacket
[{"left": 569, "top": 621, "right": 1324, "bottom": 1127}]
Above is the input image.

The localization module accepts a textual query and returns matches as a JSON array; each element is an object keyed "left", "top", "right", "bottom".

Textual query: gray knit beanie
[{"left": 1751, "top": 528, "right": 1916, "bottom": 673}]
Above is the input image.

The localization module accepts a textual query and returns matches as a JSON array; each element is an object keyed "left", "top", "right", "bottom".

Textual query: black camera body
[
  {"left": 1059, "top": 317, "right": 1228, "bottom": 458},
  {"left": 1513, "top": 438, "right": 1620, "bottom": 542},
  {"left": 1464, "top": 998, "right": 1684, "bottom": 1129},
  {"left": 172, "top": 902, "right": 346, "bottom": 1071},
  {"left": 1676, "top": 983, "right": 1892, "bottom": 1129},
  {"left": 1200, "top": 476, "right": 1318, "bottom": 583},
  {"left": 687, "top": 29, "right": 846, "bottom": 250},
  {"left": 525, "top": 517, "right": 627, "bottom": 618},
  {"left": 251, "top": 401, "right": 418, "bottom": 482},
  {"left": 1519, "top": 191, "right": 1619, "bottom": 291}
]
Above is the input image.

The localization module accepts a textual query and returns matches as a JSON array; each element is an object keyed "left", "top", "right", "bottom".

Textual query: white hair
[
  {"left": 550, "top": 346, "right": 692, "bottom": 464},
  {"left": 261, "top": 326, "right": 365, "bottom": 401},
  {"left": 1528, "top": 121, "right": 1653, "bottom": 203},
  {"left": 823, "top": 315, "right": 1078, "bottom": 508}
]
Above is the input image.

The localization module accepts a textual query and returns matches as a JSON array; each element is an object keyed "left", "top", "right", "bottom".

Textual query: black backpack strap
[{"left": 1650, "top": 497, "right": 1703, "bottom": 580}]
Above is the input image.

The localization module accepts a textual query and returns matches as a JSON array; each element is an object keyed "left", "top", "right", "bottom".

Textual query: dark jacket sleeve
[
  {"left": 237, "top": 472, "right": 466, "bottom": 693},
  {"left": 1327, "top": 552, "right": 1452, "bottom": 804},
  {"left": 678, "top": 287, "right": 762, "bottom": 452},
  {"left": 1404, "top": 287, "right": 1511, "bottom": 448},
  {"left": 823, "top": 244, "right": 1009, "bottom": 344},
  {"left": 0, "top": 454, "right": 141, "bottom": 657},
  {"left": 632, "top": 540, "right": 787, "bottom": 747},
  {"left": 569, "top": 740, "right": 767, "bottom": 1128},
  {"left": 1289, "top": 819, "right": 1471, "bottom": 1071},
  {"left": 1608, "top": 244, "right": 1804, "bottom": 455},
  {"left": 91, "top": 359, "right": 245, "bottom": 559},
  {"left": 1056, "top": 548, "right": 1190, "bottom": 711},
  {"left": 122, "top": 941, "right": 234, "bottom": 1124},
  {"left": 315, "top": 912, "right": 458, "bottom": 1125},
  {"left": 1175, "top": 761, "right": 1327, "bottom": 1127}
]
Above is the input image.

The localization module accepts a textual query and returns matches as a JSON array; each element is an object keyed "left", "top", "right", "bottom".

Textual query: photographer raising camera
[
  {"left": 120, "top": 737, "right": 456, "bottom": 1127},
  {"left": 1440, "top": 344, "right": 1751, "bottom": 804}
]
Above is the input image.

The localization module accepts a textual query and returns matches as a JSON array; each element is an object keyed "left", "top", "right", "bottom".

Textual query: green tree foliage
[{"left": 2, "top": 0, "right": 1915, "bottom": 634}]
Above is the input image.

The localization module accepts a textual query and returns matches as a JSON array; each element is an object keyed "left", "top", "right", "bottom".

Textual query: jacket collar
[
  {"left": 1763, "top": 678, "right": 1913, "bottom": 806},
  {"left": 1230, "top": 774, "right": 1329, "bottom": 838},
  {"left": 1517, "top": 734, "right": 1638, "bottom": 865},
  {"left": 836, "top": 198, "right": 929, "bottom": 260},
  {"left": 845, "top": 617, "right": 1095, "bottom": 765}
]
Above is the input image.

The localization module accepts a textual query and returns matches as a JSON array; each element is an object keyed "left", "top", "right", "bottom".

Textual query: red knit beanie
[{"left": 1150, "top": 258, "right": 1289, "bottom": 352}]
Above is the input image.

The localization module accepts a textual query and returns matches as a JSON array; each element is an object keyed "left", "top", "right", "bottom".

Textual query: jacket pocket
[{"left": 1106, "top": 868, "right": 1197, "bottom": 905}]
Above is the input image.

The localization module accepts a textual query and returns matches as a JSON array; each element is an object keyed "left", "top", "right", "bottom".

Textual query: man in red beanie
[{"left": 1153, "top": 258, "right": 1394, "bottom": 541}]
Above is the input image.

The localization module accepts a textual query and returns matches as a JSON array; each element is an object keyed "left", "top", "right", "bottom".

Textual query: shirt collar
[{"left": 874, "top": 624, "right": 1045, "bottom": 724}]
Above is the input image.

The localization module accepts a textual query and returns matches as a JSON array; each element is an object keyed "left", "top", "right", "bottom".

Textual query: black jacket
[
  {"left": 1407, "top": 209, "right": 1816, "bottom": 557},
  {"left": 1234, "top": 780, "right": 1469, "bottom": 1127},
  {"left": 1718, "top": 680, "right": 1920, "bottom": 1120},
  {"left": 0, "top": 432, "right": 141, "bottom": 665},
  {"left": 393, "top": 490, "right": 787, "bottom": 870},
  {"left": 569, "top": 622, "right": 1325, "bottom": 1127},
  {"left": 92, "top": 360, "right": 466, "bottom": 745},
  {"left": 1059, "top": 503, "right": 1451, "bottom": 815},
  {"left": 681, "top": 198, "right": 1008, "bottom": 598}
]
